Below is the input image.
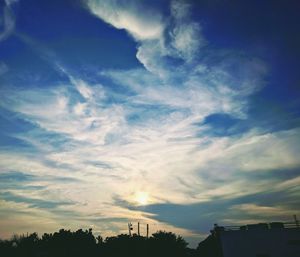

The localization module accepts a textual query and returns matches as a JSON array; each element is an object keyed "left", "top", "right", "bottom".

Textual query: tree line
[{"left": 0, "top": 228, "right": 222, "bottom": 257}]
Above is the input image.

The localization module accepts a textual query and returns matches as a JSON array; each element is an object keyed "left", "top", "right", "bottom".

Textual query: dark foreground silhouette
[{"left": 0, "top": 229, "right": 221, "bottom": 257}]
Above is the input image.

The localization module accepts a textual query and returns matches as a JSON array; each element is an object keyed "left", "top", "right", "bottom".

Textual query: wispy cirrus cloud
[
  {"left": 0, "top": 0, "right": 17, "bottom": 42},
  {"left": 0, "top": 0, "right": 299, "bottom": 247}
]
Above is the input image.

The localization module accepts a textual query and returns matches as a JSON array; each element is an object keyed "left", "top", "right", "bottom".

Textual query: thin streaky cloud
[{"left": 0, "top": 0, "right": 299, "bottom": 246}]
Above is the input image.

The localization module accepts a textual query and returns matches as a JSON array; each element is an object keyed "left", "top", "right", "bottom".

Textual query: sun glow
[{"left": 135, "top": 191, "right": 149, "bottom": 206}]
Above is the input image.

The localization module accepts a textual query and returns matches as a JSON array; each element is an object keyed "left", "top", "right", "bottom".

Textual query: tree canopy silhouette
[{"left": 0, "top": 228, "right": 208, "bottom": 257}]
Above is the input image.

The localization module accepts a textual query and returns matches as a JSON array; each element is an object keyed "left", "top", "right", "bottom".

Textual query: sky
[{"left": 0, "top": 0, "right": 300, "bottom": 247}]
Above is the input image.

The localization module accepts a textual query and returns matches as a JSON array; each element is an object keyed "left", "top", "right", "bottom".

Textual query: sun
[{"left": 135, "top": 191, "right": 149, "bottom": 206}]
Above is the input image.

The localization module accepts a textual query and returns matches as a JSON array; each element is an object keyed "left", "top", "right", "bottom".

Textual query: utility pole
[
  {"left": 293, "top": 215, "right": 299, "bottom": 227},
  {"left": 138, "top": 222, "right": 140, "bottom": 236},
  {"left": 128, "top": 222, "right": 133, "bottom": 236},
  {"left": 146, "top": 224, "right": 149, "bottom": 238}
]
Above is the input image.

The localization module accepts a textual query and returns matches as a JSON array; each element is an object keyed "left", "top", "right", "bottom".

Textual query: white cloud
[
  {"left": 170, "top": 22, "right": 202, "bottom": 61},
  {"left": 230, "top": 204, "right": 298, "bottom": 217},
  {"left": 1, "top": 76, "right": 300, "bottom": 239},
  {"left": 75, "top": 80, "right": 94, "bottom": 99},
  {"left": 189, "top": 128, "right": 300, "bottom": 183},
  {"left": 169, "top": 0, "right": 205, "bottom": 61},
  {"left": 135, "top": 40, "right": 169, "bottom": 78},
  {"left": 87, "top": 0, "right": 164, "bottom": 41},
  {"left": 0, "top": 0, "right": 16, "bottom": 42},
  {"left": 5, "top": 0, "right": 18, "bottom": 5},
  {"left": 86, "top": 0, "right": 205, "bottom": 74},
  {"left": 0, "top": 0, "right": 273, "bottom": 236},
  {"left": 1, "top": 0, "right": 298, "bottom": 243},
  {"left": 170, "top": 0, "right": 190, "bottom": 20}
]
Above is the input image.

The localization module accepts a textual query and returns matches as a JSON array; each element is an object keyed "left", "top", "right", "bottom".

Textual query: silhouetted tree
[
  {"left": 0, "top": 228, "right": 200, "bottom": 257},
  {"left": 148, "top": 231, "right": 189, "bottom": 257}
]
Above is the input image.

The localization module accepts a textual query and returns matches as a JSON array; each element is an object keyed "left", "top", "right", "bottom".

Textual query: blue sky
[{"left": 0, "top": 0, "right": 300, "bottom": 247}]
